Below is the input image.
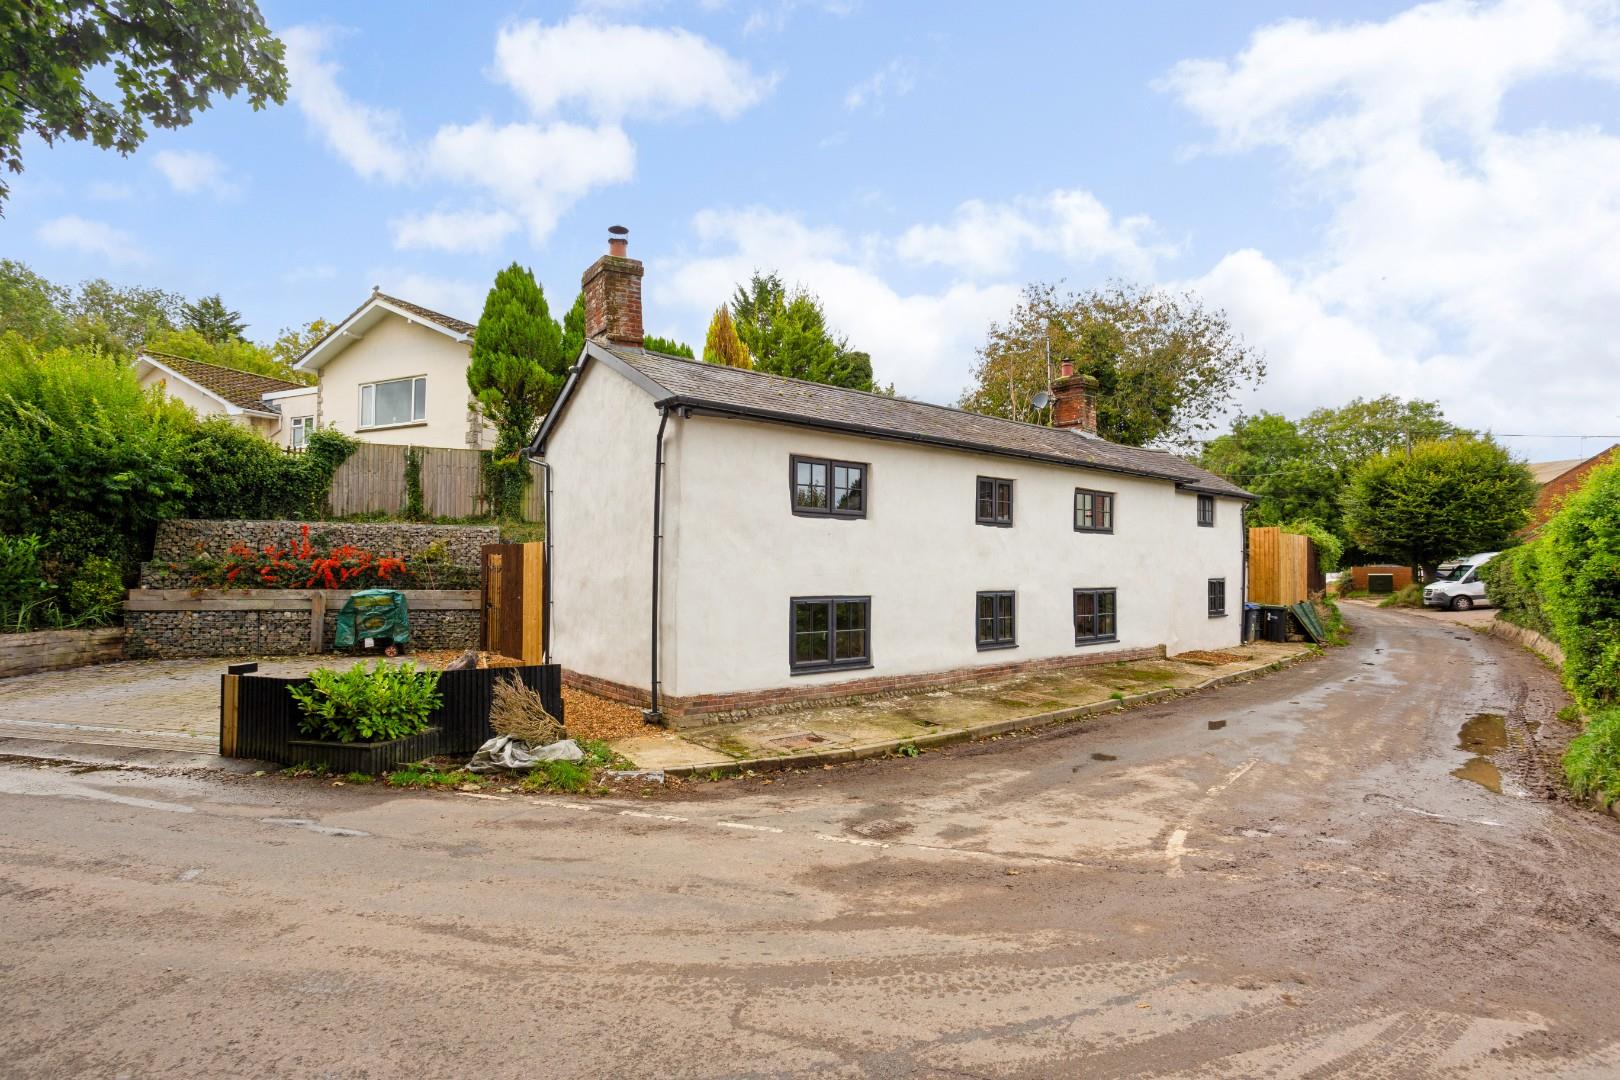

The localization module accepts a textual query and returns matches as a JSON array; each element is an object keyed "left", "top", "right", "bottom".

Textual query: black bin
[
  {"left": 1263, "top": 607, "right": 1289, "bottom": 643},
  {"left": 1243, "top": 605, "right": 1262, "bottom": 643}
]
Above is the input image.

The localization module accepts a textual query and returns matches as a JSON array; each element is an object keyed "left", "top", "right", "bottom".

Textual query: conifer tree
[
  {"left": 467, "top": 263, "right": 566, "bottom": 456},
  {"left": 702, "top": 305, "right": 752, "bottom": 369},
  {"left": 182, "top": 294, "right": 246, "bottom": 342}
]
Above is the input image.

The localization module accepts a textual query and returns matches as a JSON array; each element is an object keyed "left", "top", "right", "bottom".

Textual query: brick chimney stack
[
  {"left": 582, "top": 225, "right": 644, "bottom": 347},
  {"left": 1050, "top": 359, "right": 1099, "bottom": 435}
]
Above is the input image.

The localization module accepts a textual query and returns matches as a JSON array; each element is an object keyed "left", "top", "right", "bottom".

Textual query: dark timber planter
[{"left": 285, "top": 727, "right": 441, "bottom": 774}]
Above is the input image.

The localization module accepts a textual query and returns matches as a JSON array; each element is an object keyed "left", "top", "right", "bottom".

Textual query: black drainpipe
[{"left": 645, "top": 404, "right": 672, "bottom": 723}]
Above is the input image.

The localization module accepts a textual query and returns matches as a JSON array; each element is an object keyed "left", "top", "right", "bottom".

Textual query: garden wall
[
  {"left": 124, "top": 589, "right": 478, "bottom": 659},
  {"left": 0, "top": 627, "right": 126, "bottom": 679},
  {"left": 141, "top": 520, "right": 499, "bottom": 588}
]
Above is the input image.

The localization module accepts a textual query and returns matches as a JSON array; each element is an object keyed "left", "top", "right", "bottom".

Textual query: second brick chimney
[
  {"left": 1050, "top": 359, "right": 1099, "bottom": 435},
  {"left": 581, "top": 224, "right": 644, "bottom": 348}
]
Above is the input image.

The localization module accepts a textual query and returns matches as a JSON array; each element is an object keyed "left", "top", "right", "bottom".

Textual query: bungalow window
[
  {"left": 791, "top": 455, "right": 866, "bottom": 518},
  {"left": 1209, "top": 578, "right": 1227, "bottom": 617},
  {"left": 1074, "top": 488, "right": 1115, "bottom": 533},
  {"left": 1197, "top": 493, "right": 1216, "bottom": 527},
  {"left": 360, "top": 376, "right": 426, "bottom": 428},
  {"left": 976, "top": 477, "right": 1014, "bottom": 527},
  {"left": 976, "top": 591, "right": 1016, "bottom": 650},
  {"left": 1074, "top": 588, "right": 1118, "bottom": 644},
  {"left": 289, "top": 416, "right": 313, "bottom": 449},
  {"left": 790, "top": 596, "right": 871, "bottom": 672}
]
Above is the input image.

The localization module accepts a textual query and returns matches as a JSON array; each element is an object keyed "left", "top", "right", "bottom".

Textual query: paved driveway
[{"left": 2, "top": 605, "right": 1617, "bottom": 1077}]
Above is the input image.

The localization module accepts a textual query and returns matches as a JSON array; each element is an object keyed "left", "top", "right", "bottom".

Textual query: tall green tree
[
  {"left": 1342, "top": 436, "right": 1536, "bottom": 580},
  {"left": 730, "top": 272, "right": 874, "bottom": 390},
  {"left": 1199, "top": 412, "right": 1338, "bottom": 527},
  {"left": 182, "top": 294, "right": 246, "bottom": 342},
  {"left": 702, "top": 305, "right": 751, "bottom": 368},
  {"left": 145, "top": 326, "right": 309, "bottom": 383},
  {"left": 268, "top": 318, "right": 334, "bottom": 369},
  {"left": 560, "top": 293, "right": 585, "bottom": 364},
  {"left": 0, "top": 0, "right": 288, "bottom": 210},
  {"left": 467, "top": 263, "right": 566, "bottom": 456},
  {"left": 0, "top": 259, "right": 69, "bottom": 343},
  {"left": 643, "top": 335, "right": 694, "bottom": 358},
  {"left": 961, "top": 281, "right": 1265, "bottom": 447},
  {"left": 1299, "top": 395, "right": 1462, "bottom": 476},
  {"left": 69, "top": 278, "right": 181, "bottom": 348}
]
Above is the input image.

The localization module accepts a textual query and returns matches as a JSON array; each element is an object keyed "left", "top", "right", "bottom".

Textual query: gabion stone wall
[
  {"left": 142, "top": 520, "right": 499, "bottom": 588},
  {"left": 124, "top": 604, "right": 477, "bottom": 660}
]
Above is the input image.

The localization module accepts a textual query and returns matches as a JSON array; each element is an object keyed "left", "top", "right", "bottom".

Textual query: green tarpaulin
[{"left": 334, "top": 589, "right": 410, "bottom": 648}]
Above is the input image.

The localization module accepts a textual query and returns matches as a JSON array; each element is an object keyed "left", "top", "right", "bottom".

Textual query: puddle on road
[
  {"left": 1091, "top": 752, "right": 1118, "bottom": 761},
  {"left": 1451, "top": 713, "right": 1508, "bottom": 794}
]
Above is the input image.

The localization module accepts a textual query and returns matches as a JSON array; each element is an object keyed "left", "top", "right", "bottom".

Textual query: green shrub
[
  {"left": 1281, "top": 519, "right": 1345, "bottom": 574},
  {"left": 520, "top": 759, "right": 592, "bottom": 793},
  {"left": 289, "top": 661, "right": 443, "bottom": 743},
  {"left": 1378, "top": 583, "right": 1425, "bottom": 608},
  {"left": 1478, "top": 543, "right": 1552, "bottom": 637},
  {"left": 1537, "top": 459, "right": 1620, "bottom": 712},
  {"left": 65, "top": 556, "right": 124, "bottom": 622},
  {"left": 0, "top": 534, "right": 51, "bottom": 631},
  {"left": 1564, "top": 708, "right": 1620, "bottom": 807}
]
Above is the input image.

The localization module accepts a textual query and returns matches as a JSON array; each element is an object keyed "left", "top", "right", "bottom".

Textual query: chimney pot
[{"left": 1060, "top": 359, "right": 1073, "bottom": 378}]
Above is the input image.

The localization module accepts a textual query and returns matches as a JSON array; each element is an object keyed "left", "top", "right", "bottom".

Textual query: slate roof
[
  {"left": 142, "top": 351, "right": 306, "bottom": 412},
  {"left": 588, "top": 344, "right": 1252, "bottom": 499}
]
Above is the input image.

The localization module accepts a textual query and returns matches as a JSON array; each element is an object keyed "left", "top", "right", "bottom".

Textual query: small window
[
  {"left": 1208, "top": 578, "right": 1227, "bottom": 617},
  {"left": 976, "top": 477, "right": 1014, "bottom": 527},
  {"left": 1074, "top": 588, "right": 1118, "bottom": 644},
  {"left": 289, "top": 416, "right": 313, "bottom": 449},
  {"left": 360, "top": 376, "right": 427, "bottom": 428},
  {"left": 1197, "top": 493, "right": 1216, "bottom": 527},
  {"left": 792, "top": 455, "right": 866, "bottom": 518},
  {"left": 791, "top": 596, "right": 871, "bottom": 672},
  {"left": 1074, "top": 489, "right": 1115, "bottom": 533},
  {"left": 976, "top": 591, "right": 1017, "bottom": 650}
]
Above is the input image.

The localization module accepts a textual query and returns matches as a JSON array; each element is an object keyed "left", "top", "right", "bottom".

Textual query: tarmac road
[{"left": 2, "top": 605, "right": 1618, "bottom": 1078}]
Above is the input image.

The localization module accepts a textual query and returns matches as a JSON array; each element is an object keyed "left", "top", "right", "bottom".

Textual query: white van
[{"left": 1422, "top": 552, "right": 1500, "bottom": 611}]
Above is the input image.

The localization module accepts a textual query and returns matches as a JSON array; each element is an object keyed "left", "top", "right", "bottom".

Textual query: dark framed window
[
  {"left": 1208, "top": 578, "right": 1227, "bottom": 617},
  {"left": 790, "top": 596, "right": 871, "bottom": 673},
  {"left": 976, "top": 591, "right": 1017, "bottom": 650},
  {"left": 1074, "top": 588, "right": 1118, "bottom": 645},
  {"left": 976, "top": 476, "right": 1014, "bottom": 526},
  {"left": 792, "top": 455, "right": 866, "bottom": 518},
  {"left": 1074, "top": 488, "right": 1115, "bottom": 533},
  {"left": 1197, "top": 493, "right": 1216, "bottom": 527}
]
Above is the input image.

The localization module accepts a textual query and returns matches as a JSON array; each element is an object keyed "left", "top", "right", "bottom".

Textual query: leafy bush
[
  {"left": 0, "top": 534, "right": 51, "bottom": 631},
  {"left": 1478, "top": 543, "right": 1552, "bottom": 638},
  {"left": 1378, "top": 583, "right": 1425, "bottom": 608},
  {"left": 195, "top": 524, "right": 410, "bottom": 589},
  {"left": 1538, "top": 459, "right": 1620, "bottom": 713},
  {"left": 289, "top": 661, "right": 443, "bottom": 743},
  {"left": 1565, "top": 708, "right": 1620, "bottom": 808},
  {"left": 66, "top": 556, "right": 125, "bottom": 622},
  {"left": 1282, "top": 519, "right": 1345, "bottom": 574}
]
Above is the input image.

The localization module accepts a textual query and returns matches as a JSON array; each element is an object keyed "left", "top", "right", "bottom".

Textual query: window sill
[
  {"left": 1074, "top": 636, "right": 1119, "bottom": 647},
  {"left": 1074, "top": 527, "right": 1115, "bottom": 535},
  {"left": 976, "top": 520, "right": 1014, "bottom": 528},
  {"left": 977, "top": 641, "right": 1018, "bottom": 652},
  {"left": 791, "top": 509, "right": 866, "bottom": 520},
  {"left": 789, "top": 661, "right": 874, "bottom": 677},
  {"left": 358, "top": 420, "right": 428, "bottom": 432},
  {"left": 1197, "top": 523, "right": 1215, "bottom": 528},
  {"left": 1209, "top": 612, "right": 1229, "bottom": 618}
]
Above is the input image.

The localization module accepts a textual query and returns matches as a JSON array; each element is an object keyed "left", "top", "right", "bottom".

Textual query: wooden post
[
  {"left": 220, "top": 673, "right": 240, "bottom": 757},
  {"left": 308, "top": 591, "right": 326, "bottom": 654}
]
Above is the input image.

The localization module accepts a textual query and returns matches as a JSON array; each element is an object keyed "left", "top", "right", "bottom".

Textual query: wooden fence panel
[
  {"left": 328, "top": 443, "right": 408, "bottom": 517},
  {"left": 1247, "top": 526, "right": 1311, "bottom": 606},
  {"left": 320, "top": 442, "right": 546, "bottom": 523}
]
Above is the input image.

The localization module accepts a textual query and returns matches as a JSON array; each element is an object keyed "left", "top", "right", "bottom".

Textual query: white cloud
[
  {"left": 494, "top": 17, "right": 774, "bottom": 120},
  {"left": 281, "top": 25, "right": 411, "bottom": 183},
  {"left": 1162, "top": 0, "right": 1620, "bottom": 458},
  {"left": 87, "top": 180, "right": 133, "bottom": 201},
  {"left": 658, "top": 207, "right": 1020, "bottom": 401},
  {"left": 844, "top": 57, "right": 916, "bottom": 111},
  {"left": 35, "top": 215, "right": 148, "bottom": 265},
  {"left": 897, "top": 189, "right": 1175, "bottom": 277},
  {"left": 390, "top": 209, "right": 519, "bottom": 254},
  {"left": 426, "top": 121, "right": 636, "bottom": 244},
  {"left": 150, "top": 149, "right": 237, "bottom": 197}
]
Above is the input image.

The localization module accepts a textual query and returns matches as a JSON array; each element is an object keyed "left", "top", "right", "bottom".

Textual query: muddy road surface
[{"left": 3, "top": 605, "right": 1618, "bottom": 1077}]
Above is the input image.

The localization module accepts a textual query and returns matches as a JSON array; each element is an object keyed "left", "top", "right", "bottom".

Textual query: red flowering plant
[{"left": 197, "top": 525, "right": 415, "bottom": 590}]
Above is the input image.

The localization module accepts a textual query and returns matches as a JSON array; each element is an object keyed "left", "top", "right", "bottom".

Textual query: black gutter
[
  {"left": 645, "top": 404, "right": 672, "bottom": 723},
  {"left": 660, "top": 397, "right": 1256, "bottom": 502}
]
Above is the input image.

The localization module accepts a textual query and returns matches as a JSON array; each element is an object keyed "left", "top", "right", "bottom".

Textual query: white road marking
[
  {"left": 1165, "top": 759, "right": 1258, "bottom": 877},
  {"left": 619, "top": 809, "right": 688, "bottom": 823},
  {"left": 260, "top": 817, "right": 369, "bottom": 838},
  {"left": 717, "top": 821, "right": 784, "bottom": 833},
  {"left": 456, "top": 792, "right": 509, "bottom": 801},
  {"left": 816, "top": 833, "right": 888, "bottom": 848}
]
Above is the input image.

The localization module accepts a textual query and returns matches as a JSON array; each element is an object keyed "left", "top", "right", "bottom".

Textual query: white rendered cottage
[{"left": 532, "top": 231, "right": 1253, "bottom": 725}]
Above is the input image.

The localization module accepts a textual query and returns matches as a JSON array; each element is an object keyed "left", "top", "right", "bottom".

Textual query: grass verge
[{"left": 1564, "top": 708, "right": 1620, "bottom": 809}]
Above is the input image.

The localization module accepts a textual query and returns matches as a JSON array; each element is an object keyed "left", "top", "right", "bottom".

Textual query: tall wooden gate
[{"left": 480, "top": 541, "right": 544, "bottom": 662}]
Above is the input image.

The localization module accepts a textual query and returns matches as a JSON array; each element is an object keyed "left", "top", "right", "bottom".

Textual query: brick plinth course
[
  {"left": 142, "top": 520, "right": 498, "bottom": 588},
  {"left": 125, "top": 605, "right": 476, "bottom": 659}
]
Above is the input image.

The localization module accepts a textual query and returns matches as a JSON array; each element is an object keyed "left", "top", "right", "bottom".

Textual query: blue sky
[{"left": 6, "top": 0, "right": 1620, "bottom": 462}]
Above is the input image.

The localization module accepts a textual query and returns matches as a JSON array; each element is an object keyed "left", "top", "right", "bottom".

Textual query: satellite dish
[{"left": 1031, "top": 390, "right": 1053, "bottom": 410}]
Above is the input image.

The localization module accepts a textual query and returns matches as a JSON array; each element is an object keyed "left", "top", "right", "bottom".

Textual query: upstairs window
[
  {"left": 791, "top": 596, "right": 870, "bottom": 672},
  {"left": 976, "top": 591, "right": 1017, "bottom": 650},
  {"left": 1074, "top": 489, "right": 1115, "bottom": 533},
  {"left": 792, "top": 455, "right": 866, "bottom": 518},
  {"left": 976, "top": 477, "right": 1014, "bottom": 527},
  {"left": 1208, "top": 578, "right": 1227, "bottom": 617},
  {"left": 1197, "top": 493, "right": 1216, "bottom": 527},
  {"left": 1074, "top": 588, "right": 1118, "bottom": 644},
  {"left": 289, "top": 416, "right": 313, "bottom": 449},
  {"left": 360, "top": 376, "right": 426, "bottom": 428}
]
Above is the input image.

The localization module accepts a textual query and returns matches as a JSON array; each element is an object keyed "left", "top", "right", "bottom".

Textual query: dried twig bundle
[{"left": 489, "top": 673, "right": 565, "bottom": 745}]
